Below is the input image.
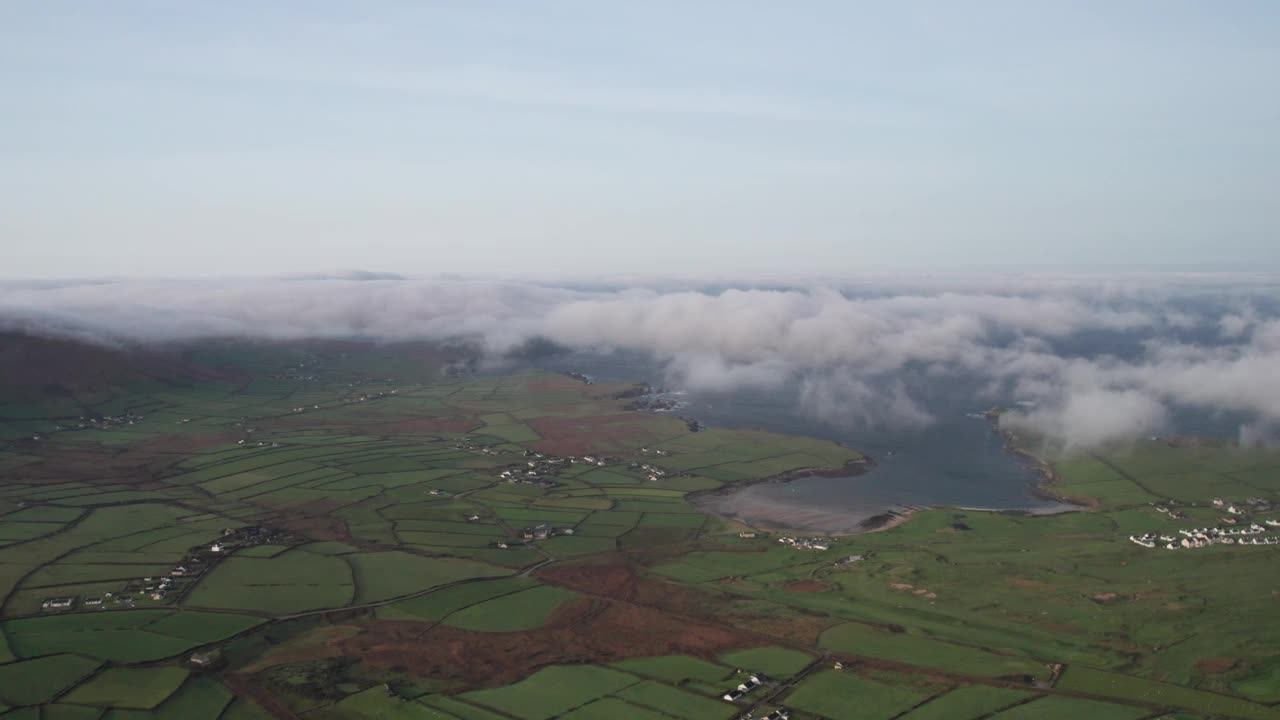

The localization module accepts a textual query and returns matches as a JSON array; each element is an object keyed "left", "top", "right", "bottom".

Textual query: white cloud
[
  {"left": 1004, "top": 388, "right": 1170, "bottom": 451},
  {"left": 2, "top": 273, "right": 1278, "bottom": 448}
]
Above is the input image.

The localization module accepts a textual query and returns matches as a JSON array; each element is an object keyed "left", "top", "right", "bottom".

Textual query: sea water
[{"left": 532, "top": 350, "right": 1067, "bottom": 532}]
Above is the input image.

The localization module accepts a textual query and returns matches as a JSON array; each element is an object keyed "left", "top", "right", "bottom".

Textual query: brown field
[
  {"left": 334, "top": 599, "right": 754, "bottom": 688},
  {"left": 783, "top": 580, "right": 830, "bottom": 592},
  {"left": 1195, "top": 656, "right": 1239, "bottom": 674},
  {"left": 538, "top": 558, "right": 836, "bottom": 644},
  {"left": 242, "top": 625, "right": 363, "bottom": 673},
  {"left": 224, "top": 673, "right": 302, "bottom": 720},
  {"left": 528, "top": 413, "right": 662, "bottom": 456},
  {"left": 260, "top": 506, "right": 352, "bottom": 542},
  {"left": 536, "top": 558, "right": 643, "bottom": 600}
]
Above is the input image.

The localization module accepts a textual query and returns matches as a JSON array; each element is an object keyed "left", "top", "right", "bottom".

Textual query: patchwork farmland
[{"left": 1, "top": 340, "right": 1279, "bottom": 718}]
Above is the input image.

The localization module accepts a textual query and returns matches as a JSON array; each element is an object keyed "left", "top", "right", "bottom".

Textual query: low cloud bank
[{"left": 2, "top": 273, "right": 1279, "bottom": 449}]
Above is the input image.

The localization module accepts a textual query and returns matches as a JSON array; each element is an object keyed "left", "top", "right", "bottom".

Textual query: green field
[
  {"left": 611, "top": 655, "right": 733, "bottom": 685},
  {"left": 418, "top": 695, "right": 512, "bottom": 720},
  {"left": 0, "top": 654, "right": 102, "bottom": 706},
  {"left": 375, "top": 577, "right": 539, "bottom": 622},
  {"left": 559, "top": 697, "right": 672, "bottom": 720},
  {"left": 152, "top": 675, "right": 235, "bottom": 720},
  {"left": 782, "top": 670, "right": 934, "bottom": 720},
  {"left": 61, "top": 667, "right": 189, "bottom": 709},
  {"left": 898, "top": 685, "right": 1032, "bottom": 720},
  {"left": 183, "top": 550, "right": 355, "bottom": 614},
  {"left": 718, "top": 647, "right": 814, "bottom": 677},
  {"left": 1, "top": 609, "right": 261, "bottom": 662},
  {"left": 461, "top": 665, "right": 640, "bottom": 720},
  {"left": 614, "top": 680, "right": 736, "bottom": 720},
  {"left": 345, "top": 551, "right": 508, "bottom": 603},
  {"left": 2, "top": 345, "right": 1277, "bottom": 718},
  {"left": 1056, "top": 666, "right": 1280, "bottom": 720},
  {"left": 986, "top": 695, "right": 1148, "bottom": 720},
  {"left": 820, "top": 622, "right": 1045, "bottom": 678},
  {"left": 444, "top": 584, "right": 578, "bottom": 632}
]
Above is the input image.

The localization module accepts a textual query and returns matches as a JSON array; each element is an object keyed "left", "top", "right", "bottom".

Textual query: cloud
[
  {"left": 1003, "top": 388, "right": 1170, "bottom": 451},
  {"left": 798, "top": 371, "right": 934, "bottom": 431},
  {"left": 2, "top": 272, "right": 1279, "bottom": 448}
]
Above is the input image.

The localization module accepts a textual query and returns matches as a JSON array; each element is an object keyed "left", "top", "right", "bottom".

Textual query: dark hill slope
[{"left": 0, "top": 332, "right": 238, "bottom": 403}]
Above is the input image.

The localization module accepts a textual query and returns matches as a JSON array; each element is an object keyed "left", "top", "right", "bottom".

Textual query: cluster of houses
[
  {"left": 141, "top": 526, "right": 289, "bottom": 600},
  {"left": 482, "top": 523, "right": 574, "bottom": 549},
  {"left": 42, "top": 525, "right": 290, "bottom": 612},
  {"left": 38, "top": 412, "right": 148, "bottom": 440},
  {"left": 1130, "top": 523, "right": 1276, "bottom": 550},
  {"left": 456, "top": 440, "right": 503, "bottom": 456},
  {"left": 270, "top": 372, "right": 320, "bottom": 381},
  {"left": 1234, "top": 535, "right": 1280, "bottom": 546},
  {"left": 1150, "top": 502, "right": 1187, "bottom": 520},
  {"left": 346, "top": 377, "right": 399, "bottom": 388},
  {"left": 777, "top": 536, "right": 831, "bottom": 551},
  {"left": 628, "top": 460, "right": 669, "bottom": 482},
  {"left": 493, "top": 450, "right": 641, "bottom": 487},
  {"left": 498, "top": 452, "right": 573, "bottom": 486},
  {"left": 521, "top": 524, "right": 574, "bottom": 541},
  {"left": 466, "top": 442, "right": 683, "bottom": 488},
  {"left": 1212, "top": 497, "right": 1275, "bottom": 515},
  {"left": 42, "top": 591, "right": 138, "bottom": 611},
  {"left": 342, "top": 389, "right": 398, "bottom": 404},
  {"left": 722, "top": 672, "right": 769, "bottom": 702},
  {"left": 1127, "top": 496, "right": 1280, "bottom": 551},
  {"left": 269, "top": 361, "right": 320, "bottom": 382}
]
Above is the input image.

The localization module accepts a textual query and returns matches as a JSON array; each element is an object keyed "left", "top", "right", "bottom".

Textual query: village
[
  {"left": 40, "top": 524, "right": 293, "bottom": 613},
  {"left": 31, "top": 411, "right": 149, "bottom": 441},
  {"left": 454, "top": 440, "right": 686, "bottom": 486},
  {"left": 268, "top": 360, "right": 322, "bottom": 382},
  {"left": 450, "top": 446, "right": 699, "bottom": 551},
  {"left": 1129, "top": 497, "right": 1280, "bottom": 550},
  {"left": 776, "top": 536, "right": 832, "bottom": 551}
]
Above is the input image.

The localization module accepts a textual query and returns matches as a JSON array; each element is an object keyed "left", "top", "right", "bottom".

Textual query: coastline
[
  {"left": 688, "top": 455, "right": 920, "bottom": 536},
  {"left": 686, "top": 413, "right": 1086, "bottom": 537},
  {"left": 630, "top": 393, "right": 1084, "bottom": 537},
  {"left": 984, "top": 409, "right": 1092, "bottom": 511},
  {"left": 691, "top": 454, "right": 878, "bottom": 497}
]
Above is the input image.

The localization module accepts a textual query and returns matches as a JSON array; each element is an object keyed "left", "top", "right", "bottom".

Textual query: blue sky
[{"left": 2, "top": 1, "right": 1278, "bottom": 278}]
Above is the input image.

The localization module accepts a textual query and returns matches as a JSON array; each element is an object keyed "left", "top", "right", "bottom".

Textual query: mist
[{"left": 2, "top": 272, "right": 1279, "bottom": 449}]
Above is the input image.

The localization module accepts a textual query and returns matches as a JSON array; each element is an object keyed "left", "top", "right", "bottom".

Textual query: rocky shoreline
[{"left": 983, "top": 408, "right": 1092, "bottom": 510}]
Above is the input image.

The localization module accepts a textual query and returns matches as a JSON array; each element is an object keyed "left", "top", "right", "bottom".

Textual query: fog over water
[
  {"left": 4, "top": 272, "right": 1280, "bottom": 527},
  {"left": 533, "top": 337, "right": 1261, "bottom": 531},
  {"left": 518, "top": 284, "right": 1278, "bottom": 530},
  {"left": 534, "top": 349, "right": 1082, "bottom": 532}
]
